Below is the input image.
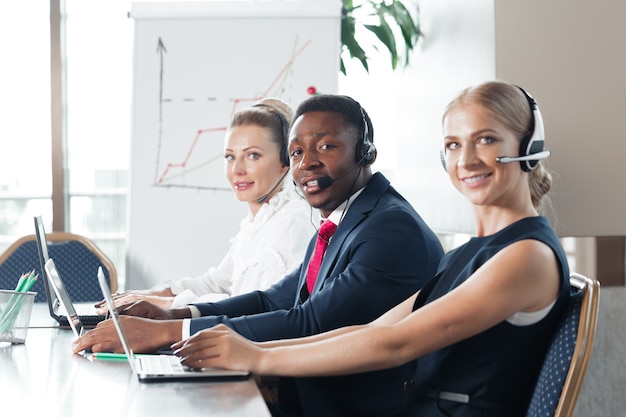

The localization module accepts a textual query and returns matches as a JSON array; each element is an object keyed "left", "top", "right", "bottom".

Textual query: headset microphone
[
  {"left": 257, "top": 169, "right": 290, "bottom": 204},
  {"left": 316, "top": 151, "right": 371, "bottom": 190},
  {"left": 496, "top": 150, "right": 551, "bottom": 164},
  {"left": 317, "top": 176, "right": 334, "bottom": 190},
  {"left": 316, "top": 166, "right": 357, "bottom": 190}
]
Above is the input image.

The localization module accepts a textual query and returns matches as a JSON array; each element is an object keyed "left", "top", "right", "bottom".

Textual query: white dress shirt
[{"left": 154, "top": 185, "right": 315, "bottom": 308}]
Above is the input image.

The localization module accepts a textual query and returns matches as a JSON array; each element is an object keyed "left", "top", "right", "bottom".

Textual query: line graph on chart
[{"left": 152, "top": 36, "right": 314, "bottom": 191}]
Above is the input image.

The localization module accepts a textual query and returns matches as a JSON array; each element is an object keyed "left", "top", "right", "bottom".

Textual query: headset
[
  {"left": 355, "top": 104, "right": 376, "bottom": 166},
  {"left": 440, "top": 85, "right": 550, "bottom": 172},
  {"left": 257, "top": 168, "right": 290, "bottom": 204},
  {"left": 505, "top": 86, "right": 550, "bottom": 172}
]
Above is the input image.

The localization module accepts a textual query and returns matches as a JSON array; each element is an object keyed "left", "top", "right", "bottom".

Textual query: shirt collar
[{"left": 319, "top": 186, "right": 366, "bottom": 226}]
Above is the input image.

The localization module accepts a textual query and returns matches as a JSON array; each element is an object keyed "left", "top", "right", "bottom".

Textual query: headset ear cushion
[
  {"left": 361, "top": 143, "right": 376, "bottom": 165},
  {"left": 516, "top": 86, "right": 546, "bottom": 172},
  {"left": 440, "top": 149, "right": 447, "bottom": 172}
]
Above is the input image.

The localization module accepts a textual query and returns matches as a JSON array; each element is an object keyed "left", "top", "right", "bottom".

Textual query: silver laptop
[
  {"left": 97, "top": 267, "right": 249, "bottom": 382},
  {"left": 34, "top": 216, "right": 104, "bottom": 327},
  {"left": 44, "top": 257, "right": 90, "bottom": 338}
]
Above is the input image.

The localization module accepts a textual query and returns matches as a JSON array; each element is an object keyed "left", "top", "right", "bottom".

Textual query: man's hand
[
  {"left": 118, "top": 301, "right": 192, "bottom": 320},
  {"left": 71, "top": 316, "right": 184, "bottom": 354}
]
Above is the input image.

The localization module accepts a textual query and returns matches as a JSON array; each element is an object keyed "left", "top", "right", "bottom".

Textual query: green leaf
[
  {"left": 364, "top": 20, "right": 398, "bottom": 69},
  {"left": 340, "top": 0, "right": 420, "bottom": 74},
  {"left": 388, "top": 2, "right": 420, "bottom": 67},
  {"left": 341, "top": 14, "right": 357, "bottom": 46},
  {"left": 342, "top": 14, "right": 369, "bottom": 72},
  {"left": 385, "top": 1, "right": 420, "bottom": 48}
]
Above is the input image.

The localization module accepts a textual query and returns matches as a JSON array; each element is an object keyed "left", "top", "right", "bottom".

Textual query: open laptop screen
[
  {"left": 33, "top": 215, "right": 105, "bottom": 327},
  {"left": 34, "top": 215, "right": 60, "bottom": 319},
  {"left": 44, "top": 258, "right": 85, "bottom": 337}
]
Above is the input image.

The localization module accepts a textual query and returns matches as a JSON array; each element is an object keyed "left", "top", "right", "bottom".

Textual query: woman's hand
[
  {"left": 95, "top": 291, "right": 175, "bottom": 314},
  {"left": 172, "top": 324, "right": 264, "bottom": 373},
  {"left": 101, "top": 299, "right": 191, "bottom": 321}
]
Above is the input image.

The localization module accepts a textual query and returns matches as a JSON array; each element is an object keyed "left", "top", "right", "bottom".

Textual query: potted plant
[{"left": 341, "top": 0, "right": 421, "bottom": 74}]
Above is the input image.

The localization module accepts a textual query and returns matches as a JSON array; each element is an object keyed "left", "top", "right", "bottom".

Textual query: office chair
[
  {"left": 525, "top": 273, "right": 600, "bottom": 417},
  {"left": 0, "top": 232, "right": 117, "bottom": 303}
]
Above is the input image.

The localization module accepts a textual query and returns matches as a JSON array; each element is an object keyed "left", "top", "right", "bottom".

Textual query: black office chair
[
  {"left": 0, "top": 232, "right": 117, "bottom": 303},
  {"left": 525, "top": 273, "right": 600, "bottom": 417}
]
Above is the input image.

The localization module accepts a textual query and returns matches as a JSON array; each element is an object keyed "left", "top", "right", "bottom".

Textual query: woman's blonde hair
[{"left": 230, "top": 97, "right": 294, "bottom": 167}]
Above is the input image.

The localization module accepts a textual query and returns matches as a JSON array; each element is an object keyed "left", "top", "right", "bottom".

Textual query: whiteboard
[{"left": 126, "top": 1, "right": 341, "bottom": 289}]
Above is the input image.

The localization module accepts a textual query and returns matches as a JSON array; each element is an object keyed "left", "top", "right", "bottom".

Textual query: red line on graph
[
  {"left": 157, "top": 38, "right": 312, "bottom": 186},
  {"left": 264, "top": 39, "right": 312, "bottom": 96},
  {"left": 227, "top": 39, "right": 312, "bottom": 116},
  {"left": 157, "top": 126, "right": 227, "bottom": 184}
]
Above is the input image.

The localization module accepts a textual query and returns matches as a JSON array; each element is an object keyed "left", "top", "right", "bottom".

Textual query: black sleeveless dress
[{"left": 401, "top": 216, "right": 570, "bottom": 417}]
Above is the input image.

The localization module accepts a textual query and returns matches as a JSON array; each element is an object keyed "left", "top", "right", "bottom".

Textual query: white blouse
[{"left": 156, "top": 186, "right": 315, "bottom": 307}]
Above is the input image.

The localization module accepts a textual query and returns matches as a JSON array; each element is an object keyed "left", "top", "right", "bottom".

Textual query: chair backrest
[
  {"left": 525, "top": 273, "right": 600, "bottom": 417},
  {"left": 0, "top": 232, "right": 117, "bottom": 302}
]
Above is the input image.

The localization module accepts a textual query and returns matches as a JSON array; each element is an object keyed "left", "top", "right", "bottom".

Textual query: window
[
  {"left": 65, "top": 0, "right": 132, "bottom": 285},
  {"left": 0, "top": 2, "right": 53, "bottom": 247},
  {"left": 0, "top": 1, "right": 131, "bottom": 287}
]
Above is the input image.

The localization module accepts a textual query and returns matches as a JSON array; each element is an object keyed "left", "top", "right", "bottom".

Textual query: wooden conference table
[{"left": 0, "top": 304, "right": 271, "bottom": 417}]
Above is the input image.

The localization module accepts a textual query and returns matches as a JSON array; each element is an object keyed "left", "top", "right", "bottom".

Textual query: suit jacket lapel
[{"left": 309, "top": 173, "right": 389, "bottom": 294}]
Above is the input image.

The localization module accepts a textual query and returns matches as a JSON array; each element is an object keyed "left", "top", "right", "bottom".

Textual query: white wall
[
  {"left": 397, "top": 0, "right": 496, "bottom": 236},
  {"left": 340, "top": 0, "right": 496, "bottom": 236}
]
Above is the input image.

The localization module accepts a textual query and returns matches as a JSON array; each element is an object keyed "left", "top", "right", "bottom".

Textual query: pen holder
[{"left": 0, "top": 290, "right": 37, "bottom": 344}]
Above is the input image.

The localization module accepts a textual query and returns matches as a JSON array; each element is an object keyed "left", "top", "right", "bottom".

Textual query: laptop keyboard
[{"left": 139, "top": 355, "right": 185, "bottom": 374}]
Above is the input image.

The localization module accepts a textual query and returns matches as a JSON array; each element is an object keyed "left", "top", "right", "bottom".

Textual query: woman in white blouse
[{"left": 99, "top": 98, "right": 314, "bottom": 309}]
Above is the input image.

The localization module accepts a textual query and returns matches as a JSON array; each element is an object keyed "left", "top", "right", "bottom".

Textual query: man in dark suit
[{"left": 73, "top": 95, "right": 444, "bottom": 417}]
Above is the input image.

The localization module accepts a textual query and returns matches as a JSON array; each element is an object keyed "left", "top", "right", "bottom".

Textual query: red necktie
[{"left": 306, "top": 220, "right": 337, "bottom": 293}]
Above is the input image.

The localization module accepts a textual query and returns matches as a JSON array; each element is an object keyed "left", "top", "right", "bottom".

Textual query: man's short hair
[{"left": 293, "top": 94, "right": 374, "bottom": 144}]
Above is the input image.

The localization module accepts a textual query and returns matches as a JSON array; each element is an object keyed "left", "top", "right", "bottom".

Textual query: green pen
[
  {"left": 93, "top": 352, "right": 129, "bottom": 361},
  {"left": 92, "top": 352, "right": 154, "bottom": 361}
]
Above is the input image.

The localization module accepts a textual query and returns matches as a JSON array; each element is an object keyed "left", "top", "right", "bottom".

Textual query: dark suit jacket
[{"left": 191, "top": 172, "right": 444, "bottom": 417}]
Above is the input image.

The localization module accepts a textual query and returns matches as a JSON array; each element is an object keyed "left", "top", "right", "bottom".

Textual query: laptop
[
  {"left": 97, "top": 267, "right": 249, "bottom": 382},
  {"left": 44, "top": 257, "right": 91, "bottom": 338},
  {"left": 34, "top": 215, "right": 105, "bottom": 327}
]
